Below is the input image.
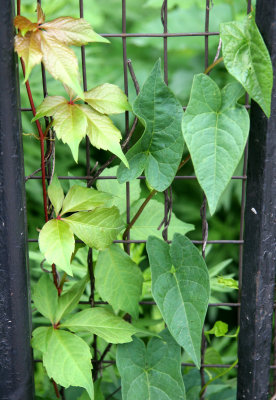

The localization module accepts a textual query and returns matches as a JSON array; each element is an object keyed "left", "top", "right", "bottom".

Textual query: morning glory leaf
[
  {"left": 182, "top": 74, "right": 249, "bottom": 215},
  {"left": 95, "top": 244, "right": 143, "bottom": 319},
  {"left": 117, "top": 329, "right": 186, "bottom": 400},
  {"left": 39, "top": 219, "right": 75, "bottom": 276},
  {"left": 61, "top": 307, "right": 138, "bottom": 344},
  {"left": 84, "top": 83, "right": 131, "bottom": 114},
  {"left": 220, "top": 14, "right": 273, "bottom": 117},
  {"left": 64, "top": 206, "right": 124, "bottom": 250},
  {"left": 32, "top": 274, "right": 58, "bottom": 324},
  {"left": 43, "top": 329, "right": 93, "bottom": 399},
  {"left": 48, "top": 175, "right": 64, "bottom": 216},
  {"left": 147, "top": 234, "right": 210, "bottom": 368},
  {"left": 117, "top": 59, "right": 184, "bottom": 192}
]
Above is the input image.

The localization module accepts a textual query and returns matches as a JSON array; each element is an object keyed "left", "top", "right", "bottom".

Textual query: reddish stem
[{"left": 52, "top": 380, "right": 60, "bottom": 398}]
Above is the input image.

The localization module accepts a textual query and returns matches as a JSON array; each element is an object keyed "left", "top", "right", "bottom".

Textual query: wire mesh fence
[{"left": 15, "top": 0, "right": 276, "bottom": 398}]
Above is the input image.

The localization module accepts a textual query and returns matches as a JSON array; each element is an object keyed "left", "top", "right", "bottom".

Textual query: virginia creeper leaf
[
  {"left": 32, "top": 95, "right": 67, "bottom": 121},
  {"left": 117, "top": 329, "right": 186, "bottom": 400},
  {"left": 43, "top": 329, "right": 93, "bottom": 399},
  {"left": 182, "top": 74, "right": 249, "bottom": 215},
  {"left": 79, "top": 104, "right": 128, "bottom": 167},
  {"left": 36, "top": 4, "right": 45, "bottom": 25},
  {"left": 117, "top": 59, "right": 184, "bottom": 192},
  {"left": 32, "top": 326, "right": 52, "bottom": 353},
  {"left": 127, "top": 199, "right": 194, "bottom": 240},
  {"left": 61, "top": 307, "right": 137, "bottom": 343},
  {"left": 32, "top": 274, "right": 58, "bottom": 324},
  {"left": 48, "top": 175, "right": 64, "bottom": 216},
  {"left": 95, "top": 244, "right": 143, "bottom": 319},
  {"left": 42, "top": 17, "right": 109, "bottom": 46},
  {"left": 14, "top": 32, "right": 42, "bottom": 81},
  {"left": 220, "top": 14, "right": 273, "bottom": 117},
  {"left": 147, "top": 234, "right": 210, "bottom": 368},
  {"left": 40, "top": 30, "right": 84, "bottom": 98},
  {"left": 84, "top": 83, "right": 131, "bottom": 114},
  {"left": 55, "top": 274, "right": 89, "bottom": 323},
  {"left": 96, "top": 166, "right": 141, "bottom": 213},
  {"left": 61, "top": 186, "right": 112, "bottom": 215},
  {"left": 14, "top": 16, "right": 38, "bottom": 36},
  {"left": 64, "top": 206, "right": 124, "bottom": 250},
  {"left": 39, "top": 219, "right": 75, "bottom": 276}
]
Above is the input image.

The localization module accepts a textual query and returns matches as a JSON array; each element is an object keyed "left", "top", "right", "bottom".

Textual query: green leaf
[
  {"left": 39, "top": 219, "right": 75, "bottom": 276},
  {"left": 84, "top": 83, "right": 131, "bottom": 114},
  {"left": 61, "top": 186, "right": 112, "bottom": 215},
  {"left": 205, "top": 321, "right": 228, "bottom": 337},
  {"left": 64, "top": 206, "right": 124, "bottom": 250},
  {"left": 32, "top": 326, "right": 52, "bottom": 353},
  {"left": 220, "top": 14, "right": 273, "bottom": 117},
  {"left": 61, "top": 307, "right": 137, "bottom": 343},
  {"left": 95, "top": 244, "right": 143, "bottom": 319},
  {"left": 79, "top": 104, "right": 128, "bottom": 167},
  {"left": 182, "top": 74, "right": 249, "bottom": 215},
  {"left": 32, "top": 274, "right": 58, "bottom": 323},
  {"left": 43, "top": 329, "right": 93, "bottom": 399},
  {"left": 127, "top": 199, "right": 194, "bottom": 240},
  {"left": 96, "top": 166, "right": 141, "bottom": 213},
  {"left": 42, "top": 16, "right": 109, "bottom": 46},
  {"left": 32, "top": 96, "right": 67, "bottom": 121},
  {"left": 55, "top": 275, "right": 89, "bottom": 323},
  {"left": 51, "top": 103, "right": 87, "bottom": 163},
  {"left": 117, "top": 59, "right": 184, "bottom": 192},
  {"left": 117, "top": 329, "right": 186, "bottom": 400},
  {"left": 48, "top": 175, "right": 64, "bottom": 216},
  {"left": 147, "top": 234, "right": 210, "bottom": 368},
  {"left": 40, "top": 31, "right": 84, "bottom": 99},
  {"left": 217, "top": 277, "right": 239, "bottom": 290}
]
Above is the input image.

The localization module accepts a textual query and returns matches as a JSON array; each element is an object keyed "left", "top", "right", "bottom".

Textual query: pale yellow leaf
[
  {"left": 14, "top": 32, "right": 42, "bottom": 81},
  {"left": 42, "top": 17, "right": 109, "bottom": 46},
  {"left": 37, "top": 4, "right": 45, "bottom": 25},
  {"left": 40, "top": 30, "right": 84, "bottom": 98}
]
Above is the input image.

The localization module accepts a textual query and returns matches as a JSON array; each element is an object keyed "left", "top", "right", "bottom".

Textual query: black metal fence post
[
  {"left": 237, "top": 0, "right": 276, "bottom": 399},
  {"left": 0, "top": 1, "right": 34, "bottom": 399}
]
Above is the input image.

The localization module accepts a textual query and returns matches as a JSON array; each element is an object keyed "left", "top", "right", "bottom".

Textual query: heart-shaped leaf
[
  {"left": 117, "top": 329, "right": 186, "bottom": 400},
  {"left": 147, "top": 234, "right": 210, "bottom": 368},
  {"left": 182, "top": 74, "right": 249, "bottom": 215},
  {"left": 117, "top": 59, "right": 184, "bottom": 192}
]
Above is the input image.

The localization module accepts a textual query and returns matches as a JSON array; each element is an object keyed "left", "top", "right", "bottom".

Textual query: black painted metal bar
[
  {"left": 0, "top": 2, "right": 34, "bottom": 399},
  {"left": 237, "top": 1, "right": 276, "bottom": 398}
]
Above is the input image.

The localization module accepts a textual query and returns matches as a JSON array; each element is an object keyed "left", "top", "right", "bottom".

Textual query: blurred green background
[{"left": 19, "top": 0, "right": 254, "bottom": 398}]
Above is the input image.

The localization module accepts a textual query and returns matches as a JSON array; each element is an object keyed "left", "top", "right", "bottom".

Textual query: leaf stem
[{"left": 204, "top": 56, "right": 223, "bottom": 75}]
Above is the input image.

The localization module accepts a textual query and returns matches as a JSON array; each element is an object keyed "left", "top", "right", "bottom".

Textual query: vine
[{"left": 15, "top": 2, "right": 273, "bottom": 399}]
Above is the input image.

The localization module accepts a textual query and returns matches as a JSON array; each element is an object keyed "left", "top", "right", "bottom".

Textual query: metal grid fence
[{"left": 16, "top": 0, "right": 275, "bottom": 398}]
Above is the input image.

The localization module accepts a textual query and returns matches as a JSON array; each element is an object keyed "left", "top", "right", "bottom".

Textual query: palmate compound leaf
[
  {"left": 95, "top": 244, "right": 143, "bottom": 319},
  {"left": 39, "top": 219, "right": 75, "bottom": 276},
  {"left": 42, "top": 329, "right": 94, "bottom": 399},
  {"left": 220, "top": 14, "right": 273, "bottom": 117},
  {"left": 182, "top": 74, "right": 249, "bottom": 215},
  {"left": 146, "top": 234, "right": 210, "bottom": 368},
  {"left": 32, "top": 99, "right": 129, "bottom": 166},
  {"left": 64, "top": 206, "right": 125, "bottom": 250},
  {"left": 48, "top": 174, "right": 64, "bottom": 216},
  {"left": 116, "top": 329, "right": 186, "bottom": 400},
  {"left": 117, "top": 59, "right": 184, "bottom": 192},
  {"left": 32, "top": 274, "right": 58, "bottom": 324},
  {"left": 61, "top": 307, "right": 138, "bottom": 343}
]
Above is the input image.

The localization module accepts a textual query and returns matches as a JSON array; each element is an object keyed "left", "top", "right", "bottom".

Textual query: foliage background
[{"left": 20, "top": 0, "right": 254, "bottom": 398}]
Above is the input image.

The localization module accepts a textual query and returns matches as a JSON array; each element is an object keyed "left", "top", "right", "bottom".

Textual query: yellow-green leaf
[
  {"left": 84, "top": 83, "right": 131, "bottom": 114},
  {"left": 14, "top": 32, "right": 42, "bottom": 81},
  {"left": 39, "top": 219, "right": 75, "bottom": 276},
  {"left": 32, "top": 274, "right": 58, "bottom": 324},
  {"left": 42, "top": 17, "right": 109, "bottom": 46},
  {"left": 40, "top": 30, "right": 84, "bottom": 99},
  {"left": 48, "top": 175, "right": 64, "bottom": 216},
  {"left": 32, "top": 95, "right": 67, "bottom": 121}
]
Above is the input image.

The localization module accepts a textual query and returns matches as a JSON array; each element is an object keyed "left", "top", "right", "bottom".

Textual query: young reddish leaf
[
  {"left": 84, "top": 83, "right": 132, "bottom": 115},
  {"left": 14, "top": 32, "right": 42, "bottom": 81},
  {"left": 40, "top": 30, "right": 84, "bottom": 99},
  {"left": 79, "top": 104, "right": 128, "bottom": 167},
  {"left": 32, "top": 96, "right": 67, "bottom": 121},
  {"left": 51, "top": 103, "right": 87, "bottom": 162},
  {"left": 42, "top": 17, "right": 109, "bottom": 46},
  {"left": 14, "top": 16, "right": 38, "bottom": 36},
  {"left": 36, "top": 3, "right": 45, "bottom": 25}
]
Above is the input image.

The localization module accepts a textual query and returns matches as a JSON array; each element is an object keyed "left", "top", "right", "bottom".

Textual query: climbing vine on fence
[{"left": 15, "top": 2, "right": 272, "bottom": 399}]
